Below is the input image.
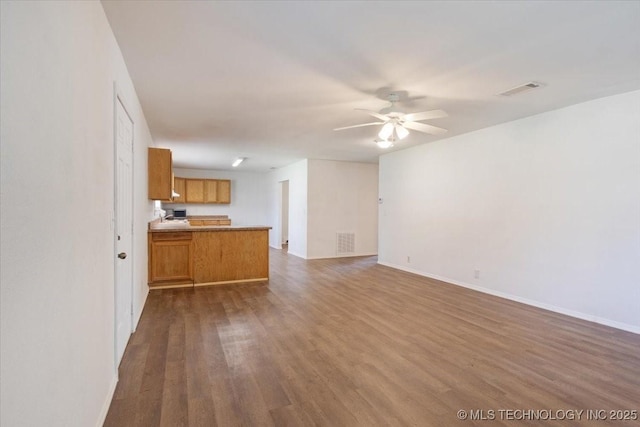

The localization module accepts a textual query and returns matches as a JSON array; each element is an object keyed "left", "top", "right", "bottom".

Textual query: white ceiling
[{"left": 101, "top": 1, "right": 640, "bottom": 172}]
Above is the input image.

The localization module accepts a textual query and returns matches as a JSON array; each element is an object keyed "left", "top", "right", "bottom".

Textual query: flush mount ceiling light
[
  {"left": 232, "top": 157, "right": 246, "bottom": 167},
  {"left": 498, "top": 81, "right": 543, "bottom": 97},
  {"left": 334, "top": 93, "right": 448, "bottom": 140}
]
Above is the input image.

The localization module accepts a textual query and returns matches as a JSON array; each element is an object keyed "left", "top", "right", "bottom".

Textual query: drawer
[{"left": 151, "top": 231, "right": 192, "bottom": 241}]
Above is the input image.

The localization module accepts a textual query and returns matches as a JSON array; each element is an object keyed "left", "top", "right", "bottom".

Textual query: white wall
[
  {"left": 307, "top": 160, "right": 379, "bottom": 259},
  {"left": 379, "top": 90, "right": 640, "bottom": 333},
  {"left": 0, "top": 2, "right": 155, "bottom": 426},
  {"left": 168, "top": 168, "right": 268, "bottom": 225},
  {"left": 265, "top": 159, "right": 379, "bottom": 259},
  {"left": 266, "top": 160, "right": 308, "bottom": 258}
]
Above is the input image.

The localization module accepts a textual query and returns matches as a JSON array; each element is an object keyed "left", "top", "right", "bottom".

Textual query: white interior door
[{"left": 115, "top": 95, "right": 134, "bottom": 367}]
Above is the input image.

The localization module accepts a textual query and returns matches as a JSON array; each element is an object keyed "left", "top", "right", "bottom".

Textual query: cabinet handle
[{"left": 118, "top": 252, "right": 127, "bottom": 259}]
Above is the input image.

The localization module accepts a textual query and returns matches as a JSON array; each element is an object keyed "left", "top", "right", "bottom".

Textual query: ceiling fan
[{"left": 334, "top": 93, "right": 448, "bottom": 142}]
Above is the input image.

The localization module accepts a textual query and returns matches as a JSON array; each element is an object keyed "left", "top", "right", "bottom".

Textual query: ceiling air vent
[{"left": 499, "top": 81, "right": 543, "bottom": 97}]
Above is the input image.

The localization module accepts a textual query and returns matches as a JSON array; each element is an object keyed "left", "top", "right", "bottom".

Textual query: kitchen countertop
[
  {"left": 148, "top": 218, "right": 270, "bottom": 232},
  {"left": 149, "top": 225, "right": 271, "bottom": 232}
]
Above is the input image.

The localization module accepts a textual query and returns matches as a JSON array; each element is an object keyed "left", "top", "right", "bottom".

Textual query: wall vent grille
[{"left": 336, "top": 232, "right": 355, "bottom": 255}]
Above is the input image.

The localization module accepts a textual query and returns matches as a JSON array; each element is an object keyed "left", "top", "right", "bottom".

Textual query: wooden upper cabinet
[
  {"left": 173, "top": 177, "right": 186, "bottom": 203},
  {"left": 216, "top": 180, "right": 231, "bottom": 204},
  {"left": 148, "top": 148, "right": 172, "bottom": 200},
  {"left": 204, "top": 180, "right": 218, "bottom": 203},
  {"left": 168, "top": 177, "right": 231, "bottom": 204},
  {"left": 185, "top": 179, "right": 205, "bottom": 203}
]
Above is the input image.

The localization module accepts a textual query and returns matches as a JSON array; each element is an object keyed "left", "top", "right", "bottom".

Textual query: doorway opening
[{"left": 280, "top": 180, "right": 289, "bottom": 252}]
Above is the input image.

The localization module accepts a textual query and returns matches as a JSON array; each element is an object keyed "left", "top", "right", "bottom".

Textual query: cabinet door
[
  {"left": 172, "top": 177, "right": 186, "bottom": 203},
  {"left": 204, "top": 180, "right": 218, "bottom": 203},
  {"left": 149, "top": 238, "right": 193, "bottom": 283},
  {"left": 148, "top": 148, "right": 172, "bottom": 200},
  {"left": 192, "top": 230, "right": 267, "bottom": 283},
  {"left": 185, "top": 179, "right": 205, "bottom": 203},
  {"left": 217, "top": 180, "right": 231, "bottom": 204}
]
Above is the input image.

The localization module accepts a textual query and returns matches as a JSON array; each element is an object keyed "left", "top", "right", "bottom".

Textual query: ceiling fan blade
[
  {"left": 402, "top": 121, "right": 448, "bottom": 135},
  {"left": 402, "top": 109, "right": 448, "bottom": 122},
  {"left": 333, "top": 122, "right": 384, "bottom": 131},
  {"left": 354, "top": 108, "right": 389, "bottom": 122}
]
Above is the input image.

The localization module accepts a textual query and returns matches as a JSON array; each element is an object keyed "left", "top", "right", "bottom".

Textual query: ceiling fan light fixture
[
  {"left": 375, "top": 138, "right": 394, "bottom": 149},
  {"left": 232, "top": 157, "right": 246, "bottom": 167},
  {"left": 395, "top": 124, "right": 409, "bottom": 140},
  {"left": 378, "top": 122, "right": 394, "bottom": 140},
  {"left": 335, "top": 92, "right": 448, "bottom": 138}
]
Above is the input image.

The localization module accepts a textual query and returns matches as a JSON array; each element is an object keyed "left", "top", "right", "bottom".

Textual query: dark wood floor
[{"left": 104, "top": 249, "right": 640, "bottom": 426}]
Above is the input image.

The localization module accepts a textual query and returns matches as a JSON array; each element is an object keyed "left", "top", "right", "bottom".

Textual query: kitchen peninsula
[{"left": 148, "top": 216, "right": 270, "bottom": 289}]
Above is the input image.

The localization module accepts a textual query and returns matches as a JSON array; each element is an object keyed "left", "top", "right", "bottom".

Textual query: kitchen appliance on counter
[{"left": 174, "top": 209, "right": 187, "bottom": 218}]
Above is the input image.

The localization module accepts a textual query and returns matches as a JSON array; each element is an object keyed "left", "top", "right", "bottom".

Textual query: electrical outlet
[{"left": 474, "top": 269, "right": 480, "bottom": 279}]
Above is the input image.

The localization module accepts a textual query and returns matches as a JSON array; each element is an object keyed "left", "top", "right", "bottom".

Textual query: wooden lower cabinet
[
  {"left": 189, "top": 219, "right": 232, "bottom": 226},
  {"left": 193, "top": 230, "right": 269, "bottom": 285},
  {"left": 149, "top": 232, "right": 193, "bottom": 287},
  {"left": 148, "top": 228, "right": 269, "bottom": 289}
]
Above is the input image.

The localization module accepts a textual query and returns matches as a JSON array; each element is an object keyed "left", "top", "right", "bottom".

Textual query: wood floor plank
[
  {"left": 159, "top": 316, "right": 188, "bottom": 427},
  {"left": 104, "top": 249, "right": 640, "bottom": 426},
  {"left": 269, "top": 403, "right": 316, "bottom": 427}
]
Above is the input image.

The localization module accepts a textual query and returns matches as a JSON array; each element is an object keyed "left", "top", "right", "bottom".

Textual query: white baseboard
[
  {"left": 306, "top": 252, "right": 378, "bottom": 260},
  {"left": 286, "top": 250, "right": 306, "bottom": 259},
  {"left": 132, "top": 286, "right": 149, "bottom": 333},
  {"left": 268, "top": 244, "right": 377, "bottom": 261},
  {"left": 378, "top": 261, "right": 640, "bottom": 335},
  {"left": 96, "top": 374, "right": 118, "bottom": 427}
]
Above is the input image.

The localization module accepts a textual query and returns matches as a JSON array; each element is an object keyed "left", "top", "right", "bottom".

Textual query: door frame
[
  {"left": 279, "top": 180, "right": 289, "bottom": 247},
  {"left": 113, "top": 83, "right": 135, "bottom": 372}
]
